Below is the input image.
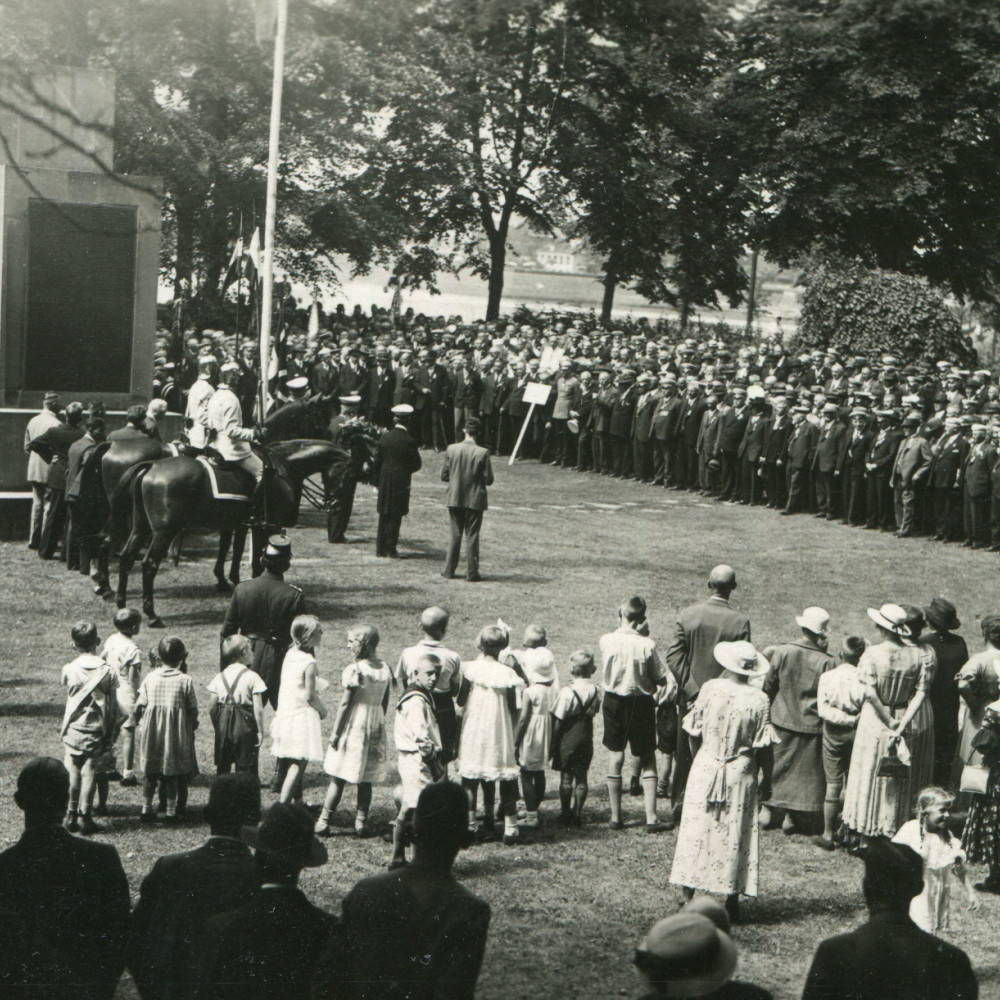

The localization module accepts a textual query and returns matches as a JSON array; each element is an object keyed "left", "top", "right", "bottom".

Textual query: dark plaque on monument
[{"left": 24, "top": 199, "right": 137, "bottom": 393}]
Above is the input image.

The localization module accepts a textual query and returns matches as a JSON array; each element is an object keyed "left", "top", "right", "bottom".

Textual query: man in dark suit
[
  {"left": 651, "top": 373, "right": 684, "bottom": 487},
  {"left": 609, "top": 370, "right": 638, "bottom": 478},
  {"left": 375, "top": 405, "right": 422, "bottom": 558},
  {"left": 802, "top": 839, "right": 978, "bottom": 1000},
  {"left": 665, "top": 566, "right": 752, "bottom": 814},
  {"left": 30, "top": 400, "right": 87, "bottom": 560},
  {"left": 198, "top": 803, "right": 335, "bottom": 1000},
  {"left": 841, "top": 408, "right": 873, "bottom": 525},
  {"left": 319, "top": 781, "right": 491, "bottom": 1000},
  {"left": 221, "top": 536, "right": 303, "bottom": 711},
  {"left": 130, "top": 774, "right": 261, "bottom": 1000},
  {"left": 865, "top": 410, "right": 904, "bottom": 531},
  {"left": 737, "top": 388, "right": 768, "bottom": 504},
  {"left": 66, "top": 417, "right": 111, "bottom": 597},
  {"left": 679, "top": 382, "right": 707, "bottom": 491},
  {"left": 573, "top": 368, "right": 597, "bottom": 471},
  {"left": 696, "top": 390, "right": 722, "bottom": 494},
  {"left": 414, "top": 348, "right": 449, "bottom": 452},
  {"left": 0, "top": 757, "right": 130, "bottom": 1000},
  {"left": 592, "top": 369, "right": 617, "bottom": 474},
  {"left": 441, "top": 416, "right": 493, "bottom": 581},
  {"left": 715, "top": 386, "right": 748, "bottom": 501},
  {"left": 928, "top": 417, "right": 968, "bottom": 541},
  {"left": 452, "top": 354, "right": 482, "bottom": 442},
  {"left": 630, "top": 373, "right": 660, "bottom": 482},
  {"left": 781, "top": 405, "right": 818, "bottom": 515},
  {"left": 812, "top": 403, "right": 849, "bottom": 519},
  {"left": 366, "top": 346, "right": 396, "bottom": 428},
  {"left": 961, "top": 422, "right": 995, "bottom": 549},
  {"left": 891, "top": 412, "right": 933, "bottom": 537},
  {"left": 761, "top": 395, "right": 792, "bottom": 508}
]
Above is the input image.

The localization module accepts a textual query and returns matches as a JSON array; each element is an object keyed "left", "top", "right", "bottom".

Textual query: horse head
[{"left": 261, "top": 401, "right": 330, "bottom": 444}]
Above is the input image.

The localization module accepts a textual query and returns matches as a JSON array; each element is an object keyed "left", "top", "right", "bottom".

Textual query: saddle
[{"left": 197, "top": 456, "right": 255, "bottom": 502}]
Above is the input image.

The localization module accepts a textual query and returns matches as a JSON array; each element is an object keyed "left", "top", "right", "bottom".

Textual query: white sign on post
[{"left": 509, "top": 382, "right": 552, "bottom": 465}]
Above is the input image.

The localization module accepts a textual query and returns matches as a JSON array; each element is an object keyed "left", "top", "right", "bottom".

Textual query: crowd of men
[{"left": 153, "top": 306, "right": 1000, "bottom": 547}]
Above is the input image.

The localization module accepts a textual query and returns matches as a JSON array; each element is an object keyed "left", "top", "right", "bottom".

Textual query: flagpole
[{"left": 258, "top": 0, "right": 288, "bottom": 420}]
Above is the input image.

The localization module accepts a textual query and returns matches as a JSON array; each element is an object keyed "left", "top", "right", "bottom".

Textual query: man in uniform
[
  {"left": 208, "top": 362, "right": 264, "bottom": 512},
  {"left": 24, "top": 391, "right": 62, "bottom": 550},
  {"left": 184, "top": 355, "right": 217, "bottom": 454},
  {"left": 221, "top": 536, "right": 304, "bottom": 789},
  {"left": 375, "top": 404, "right": 422, "bottom": 558},
  {"left": 327, "top": 395, "right": 377, "bottom": 543}
]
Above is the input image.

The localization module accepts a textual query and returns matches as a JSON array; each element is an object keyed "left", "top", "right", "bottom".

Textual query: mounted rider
[
  {"left": 184, "top": 355, "right": 218, "bottom": 454},
  {"left": 208, "top": 362, "right": 266, "bottom": 510}
]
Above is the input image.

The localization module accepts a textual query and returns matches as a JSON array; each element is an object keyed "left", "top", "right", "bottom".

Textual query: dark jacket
[
  {"left": 323, "top": 865, "right": 491, "bottom": 1000},
  {"left": 812, "top": 419, "right": 849, "bottom": 473},
  {"left": 738, "top": 411, "right": 769, "bottom": 462},
  {"left": 785, "top": 420, "right": 819, "bottom": 471},
  {"left": 962, "top": 442, "right": 996, "bottom": 499},
  {"left": 0, "top": 825, "right": 130, "bottom": 1000},
  {"left": 610, "top": 384, "right": 638, "bottom": 437},
  {"left": 717, "top": 405, "right": 748, "bottom": 454},
  {"left": 130, "top": 838, "right": 258, "bottom": 1000},
  {"left": 762, "top": 414, "right": 792, "bottom": 464},
  {"left": 802, "top": 911, "right": 977, "bottom": 1000},
  {"left": 929, "top": 432, "right": 969, "bottom": 489},
  {"left": 30, "top": 422, "right": 86, "bottom": 490},
  {"left": 866, "top": 427, "right": 904, "bottom": 476},
  {"left": 666, "top": 596, "right": 752, "bottom": 701},
  {"left": 652, "top": 393, "right": 685, "bottom": 443},
  {"left": 366, "top": 364, "right": 396, "bottom": 425},
  {"left": 199, "top": 886, "right": 336, "bottom": 1000},
  {"left": 376, "top": 426, "right": 422, "bottom": 517}
]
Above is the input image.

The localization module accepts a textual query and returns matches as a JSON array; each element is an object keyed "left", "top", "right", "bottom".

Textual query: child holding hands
[
  {"left": 550, "top": 650, "right": 601, "bottom": 826},
  {"left": 316, "top": 624, "right": 391, "bottom": 837},
  {"left": 893, "top": 786, "right": 979, "bottom": 932},
  {"left": 390, "top": 652, "right": 444, "bottom": 867}
]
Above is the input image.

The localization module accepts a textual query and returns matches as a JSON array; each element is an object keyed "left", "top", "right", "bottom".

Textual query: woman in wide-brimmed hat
[
  {"left": 670, "top": 641, "right": 779, "bottom": 924},
  {"left": 842, "top": 604, "right": 935, "bottom": 841},
  {"left": 922, "top": 597, "right": 969, "bottom": 787}
]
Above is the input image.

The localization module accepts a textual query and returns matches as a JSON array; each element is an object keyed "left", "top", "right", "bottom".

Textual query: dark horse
[{"left": 113, "top": 439, "right": 348, "bottom": 626}]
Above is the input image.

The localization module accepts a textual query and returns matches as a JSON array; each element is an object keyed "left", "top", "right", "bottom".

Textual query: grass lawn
[{"left": 2, "top": 454, "right": 998, "bottom": 999}]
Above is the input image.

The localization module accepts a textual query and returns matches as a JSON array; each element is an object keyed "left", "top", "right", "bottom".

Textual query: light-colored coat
[
  {"left": 441, "top": 439, "right": 493, "bottom": 510},
  {"left": 207, "top": 386, "right": 255, "bottom": 460}
]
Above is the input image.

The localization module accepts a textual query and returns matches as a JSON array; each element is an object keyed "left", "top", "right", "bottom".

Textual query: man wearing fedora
[
  {"left": 922, "top": 597, "right": 968, "bottom": 787},
  {"left": 864, "top": 410, "right": 904, "bottom": 532},
  {"left": 842, "top": 407, "right": 874, "bottom": 525},
  {"left": 780, "top": 403, "right": 818, "bottom": 515},
  {"left": 651, "top": 373, "right": 684, "bottom": 487},
  {"left": 890, "top": 411, "right": 932, "bottom": 538},
  {"left": 762, "top": 608, "right": 837, "bottom": 836}
]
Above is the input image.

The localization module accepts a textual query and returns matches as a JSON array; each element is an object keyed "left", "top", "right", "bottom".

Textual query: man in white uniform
[
  {"left": 208, "top": 362, "right": 264, "bottom": 493},
  {"left": 184, "top": 355, "right": 217, "bottom": 453}
]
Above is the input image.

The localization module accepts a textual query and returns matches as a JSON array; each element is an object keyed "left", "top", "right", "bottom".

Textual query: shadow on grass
[
  {"left": 457, "top": 850, "right": 552, "bottom": 878},
  {"left": 2, "top": 677, "right": 48, "bottom": 687},
  {"left": 0, "top": 702, "right": 63, "bottom": 719},
  {"left": 745, "top": 893, "right": 860, "bottom": 925}
]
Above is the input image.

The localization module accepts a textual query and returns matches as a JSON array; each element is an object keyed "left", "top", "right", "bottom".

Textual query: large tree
[
  {"left": 725, "top": 0, "right": 1000, "bottom": 306},
  {"left": 555, "top": 0, "right": 750, "bottom": 324}
]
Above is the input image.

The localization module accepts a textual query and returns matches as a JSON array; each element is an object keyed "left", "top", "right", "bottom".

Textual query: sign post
[{"left": 509, "top": 382, "right": 551, "bottom": 466}]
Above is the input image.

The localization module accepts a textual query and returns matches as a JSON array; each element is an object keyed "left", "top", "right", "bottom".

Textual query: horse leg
[
  {"left": 141, "top": 531, "right": 174, "bottom": 628},
  {"left": 171, "top": 530, "right": 185, "bottom": 567},
  {"left": 115, "top": 528, "right": 144, "bottom": 610},
  {"left": 214, "top": 529, "right": 234, "bottom": 593},
  {"left": 230, "top": 524, "right": 248, "bottom": 585}
]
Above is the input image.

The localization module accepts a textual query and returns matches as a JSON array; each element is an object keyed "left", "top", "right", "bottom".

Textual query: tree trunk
[
  {"left": 601, "top": 263, "right": 618, "bottom": 325},
  {"left": 174, "top": 197, "right": 196, "bottom": 303},
  {"left": 679, "top": 297, "right": 691, "bottom": 331},
  {"left": 485, "top": 230, "right": 508, "bottom": 321}
]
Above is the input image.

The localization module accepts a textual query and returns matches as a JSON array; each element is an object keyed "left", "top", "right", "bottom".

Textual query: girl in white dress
[
  {"left": 892, "top": 787, "right": 979, "bottom": 933},
  {"left": 458, "top": 625, "right": 525, "bottom": 845},
  {"left": 270, "top": 615, "right": 327, "bottom": 804},
  {"left": 315, "top": 624, "right": 392, "bottom": 837}
]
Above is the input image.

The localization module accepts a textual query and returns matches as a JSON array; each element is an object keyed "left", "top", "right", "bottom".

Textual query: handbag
[
  {"left": 876, "top": 741, "right": 910, "bottom": 780},
  {"left": 960, "top": 748, "right": 990, "bottom": 796}
]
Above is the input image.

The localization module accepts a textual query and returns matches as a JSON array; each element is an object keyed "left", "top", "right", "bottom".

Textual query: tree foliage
[
  {"left": 724, "top": 0, "right": 1000, "bottom": 306},
  {"left": 796, "top": 256, "right": 976, "bottom": 365}
]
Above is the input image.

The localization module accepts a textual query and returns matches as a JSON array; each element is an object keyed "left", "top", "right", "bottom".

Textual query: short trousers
[
  {"left": 398, "top": 751, "right": 435, "bottom": 811},
  {"left": 602, "top": 691, "right": 656, "bottom": 757},
  {"left": 656, "top": 705, "right": 678, "bottom": 754},
  {"left": 822, "top": 723, "right": 856, "bottom": 785}
]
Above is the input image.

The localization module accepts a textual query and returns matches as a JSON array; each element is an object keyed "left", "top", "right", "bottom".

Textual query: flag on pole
[
  {"left": 252, "top": 0, "right": 278, "bottom": 45},
  {"left": 221, "top": 236, "right": 244, "bottom": 292},
  {"left": 245, "top": 228, "right": 262, "bottom": 286}
]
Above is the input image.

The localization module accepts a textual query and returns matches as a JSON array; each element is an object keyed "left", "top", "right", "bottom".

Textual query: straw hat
[
  {"left": 713, "top": 641, "right": 770, "bottom": 677},
  {"left": 795, "top": 607, "right": 830, "bottom": 636},
  {"left": 634, "top": 912, "right": 737, "bottom": 999},
  {"left": 866, "top": 604, "right": 911, "bottom": 637}
]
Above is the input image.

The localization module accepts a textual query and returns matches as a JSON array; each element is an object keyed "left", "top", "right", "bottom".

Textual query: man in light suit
[
  {"left": 665, "top": 565, "right": 751, "bottom": 815},
  {"left": 24, "top": 390, "right": 62, "bottom": 549},
  {"left": 441, "top": 416, "right": 493, "bottom": 582}
]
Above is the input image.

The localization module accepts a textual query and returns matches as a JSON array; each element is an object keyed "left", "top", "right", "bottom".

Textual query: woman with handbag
[
  {"left": 960, "top": 697, "right": 1000, "bottom": 892},
  {"left": 842, "top": 604, "right": 935, "bottom": 841}
]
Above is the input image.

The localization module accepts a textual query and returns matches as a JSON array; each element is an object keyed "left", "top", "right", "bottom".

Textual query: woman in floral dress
[{"left": 669, "top": 641, "right": 778, "bottom": 924}]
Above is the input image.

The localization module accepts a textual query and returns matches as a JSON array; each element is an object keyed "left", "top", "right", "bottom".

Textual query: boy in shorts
[
  {"left": 390, "top": 653, "right": 444, "bottom": 867},
  {"left": 101, "top": 607, "right": 142, "bottom": 786}
]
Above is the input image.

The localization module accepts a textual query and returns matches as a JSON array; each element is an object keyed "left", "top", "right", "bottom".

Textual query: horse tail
[{"left": 109, "top": 461, "right": 153, "bottom": 552}]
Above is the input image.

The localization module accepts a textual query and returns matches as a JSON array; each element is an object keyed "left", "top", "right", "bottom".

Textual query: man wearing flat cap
[
  {"left": 375, "top": 404, "right": 422, "bottom": 558},
  {"left": 927, "top": 416, "right": 969, "bottom": 541}
]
